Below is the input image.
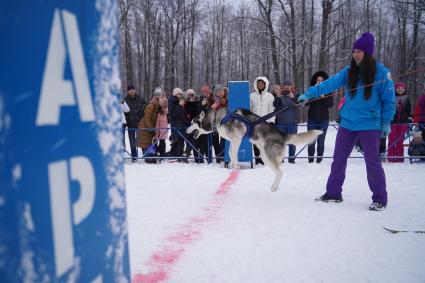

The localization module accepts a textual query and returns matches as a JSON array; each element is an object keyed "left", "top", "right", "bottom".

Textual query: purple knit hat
[{"left": 352, "top": 32, "right": 375, "bottom": 56}]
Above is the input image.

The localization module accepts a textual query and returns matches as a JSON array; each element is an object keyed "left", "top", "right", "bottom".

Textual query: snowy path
[{"left": 126, "top": 128, "right": 425, "bottom": 283}]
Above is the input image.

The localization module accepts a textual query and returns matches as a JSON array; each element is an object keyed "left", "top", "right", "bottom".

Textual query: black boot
[
  {"left": 315, "top": 193, "right": 343, "bottom": 203},
  {"left": 369, "top": 202, "right": 386, "bottom": 211}
]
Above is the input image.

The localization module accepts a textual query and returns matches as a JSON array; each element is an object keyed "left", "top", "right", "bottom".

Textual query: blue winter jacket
[
  {"left": 302, "top": 62, "right": 395, "bottom": 131},
  {"left": 273, "top": 91, "right": 300, "bottom": 124}
]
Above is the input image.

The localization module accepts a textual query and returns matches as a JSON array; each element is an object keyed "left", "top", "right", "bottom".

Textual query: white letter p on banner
[{"left": 48, "top": 156, "right": 96, "bottom": 277}]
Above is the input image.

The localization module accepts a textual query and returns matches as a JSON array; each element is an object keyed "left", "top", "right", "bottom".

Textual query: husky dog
[{"left": 186, "top": 107, "right": 322, "bottom": 192}]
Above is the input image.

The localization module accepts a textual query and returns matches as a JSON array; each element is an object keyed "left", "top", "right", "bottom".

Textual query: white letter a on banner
[{"left": 36, "top": 9, "right": 94, "bottom": 126}]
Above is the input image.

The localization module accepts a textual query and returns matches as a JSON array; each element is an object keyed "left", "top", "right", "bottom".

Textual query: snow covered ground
[{"left": 125, "top": 126, "right": 425, "bottom": 283}]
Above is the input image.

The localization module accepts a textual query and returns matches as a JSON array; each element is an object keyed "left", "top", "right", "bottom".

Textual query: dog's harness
[
  {"left": 220, "top": 112, "right": 255, "bottom": 138},
  {"left": 218, "top": 106, "right": 290, "bottom": 139}
]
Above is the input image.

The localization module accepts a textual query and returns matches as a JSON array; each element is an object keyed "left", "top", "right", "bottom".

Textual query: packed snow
[{"left": 125, "top": 125, "right": 425, "bottom": 283}]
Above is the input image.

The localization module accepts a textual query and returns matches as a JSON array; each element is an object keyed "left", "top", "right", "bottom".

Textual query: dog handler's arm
[
  {"left": 380, "top": 69, "right": 396, "bottom": 128},
  {"left": 379, "top": 69, "right": 396, "bottom": 138},
  {"left": 299, "top": 67, "right": 349, "bottom": 103}
]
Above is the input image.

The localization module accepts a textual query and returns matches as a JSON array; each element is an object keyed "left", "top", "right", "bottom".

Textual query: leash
[
  {"left": 219, "top": 106, "right": 290, "bottom": 139},
  {"left": 295, "top": 67, "right": 425, "bottom": 107},
  {"left": 216, "top": 67, "right": 425, "bottom": 139}
]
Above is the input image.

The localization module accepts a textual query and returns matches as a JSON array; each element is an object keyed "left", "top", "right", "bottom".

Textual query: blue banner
[
  {"left": 0, "top": 1, "right": 130, "bottom": 282},
  {"left": 225, "top": 81, "right": 253, "bottom": 164}
]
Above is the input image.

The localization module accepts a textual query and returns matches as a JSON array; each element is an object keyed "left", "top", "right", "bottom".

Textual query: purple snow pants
[{"left": 326, "top": 127, "right": 388, "bottom": 204}]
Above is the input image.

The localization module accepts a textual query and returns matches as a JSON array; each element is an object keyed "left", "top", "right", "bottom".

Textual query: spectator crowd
[
  {"left": 122, "top": 33, "right": 425, "bottom": 167},
  {"left": 122, "top": 78, "right": 424, "bottom": 165}
]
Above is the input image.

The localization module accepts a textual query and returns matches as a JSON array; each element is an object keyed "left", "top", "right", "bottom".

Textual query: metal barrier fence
[
  {"left": 123, "top": 123, "right": 425, "bottom": 164},
  {"left": 123, "top": 126, "right": 224, "bottom": 163}
]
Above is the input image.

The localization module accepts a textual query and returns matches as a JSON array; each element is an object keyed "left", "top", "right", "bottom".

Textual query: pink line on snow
[{"left": 133, "top": 170, "right": 240, "bottom": 283}]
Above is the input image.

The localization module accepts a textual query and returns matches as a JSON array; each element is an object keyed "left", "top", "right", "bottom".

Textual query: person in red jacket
[{"left": 387, "top": 82, "right": 411, "bottom": 162}]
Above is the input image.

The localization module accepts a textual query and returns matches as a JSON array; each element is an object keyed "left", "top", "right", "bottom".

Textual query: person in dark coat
[
  {"left": 387, "top": 82, "right": 411, "bottom": 162},
  {"left": 185, "top": 89, "right": 204, "bottom": 163},
  {"left": 198, "top": 85, "right": 215, "bottom": 163},
  {"left": 167, "top": 87, "right": 181, "bottom": 158},
  {"left": 306, "top": 71, "right": 334, "bottom": 163},
  {"left": 124, "top": 85, "right": 145, "bottom": 162},
  {"left": 274, "top": 79, "right": 299, "bottom": 163},
  {"left": 168, "top": 87, "right": 190, "bottom": 162}
]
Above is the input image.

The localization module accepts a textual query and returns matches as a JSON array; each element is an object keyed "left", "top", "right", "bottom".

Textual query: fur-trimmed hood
[
  {"left": 253, "top": 76, "right": 270, "bottom": 93},
  {"left": 250, "top": 76, "right": 274, "bottom": 122},
  {"left": 310, "top": 70, "right": 329, "bottom": 86}
]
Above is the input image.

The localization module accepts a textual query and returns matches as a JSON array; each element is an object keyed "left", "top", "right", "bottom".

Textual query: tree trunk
[
  {"left": 318, "top": 0, "right": 333, "bottom": 70},
  {"left": 289, "top": 1, "right": 298, "bottom": 87},
  {"left": 308, "top": 0, "right": 314, "bottom": 80}
]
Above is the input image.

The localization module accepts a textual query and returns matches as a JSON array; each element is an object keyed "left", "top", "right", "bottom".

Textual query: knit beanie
[
  {"left": 282, "top": 79, "right": 292, "bottom": 86},
  {"left": 185, "top": 89, "right": 196, "bottom": 100},
  {"left": 172, "top": 87, "right": 183, "bottom": 96},
  {"left": 395, "top": 82, "right": 406, "bottom": 89},
  {"left": 213, "top": 84, "right": 224, "bottom": 93},
  {"left": 352, "top": 32, "right": 375, "bottom": 56},
  {"left": 153, "top": 87, "right": 163, "bottom": 96}
]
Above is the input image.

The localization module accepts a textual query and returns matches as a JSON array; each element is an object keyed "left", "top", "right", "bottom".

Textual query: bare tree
[
  {"left": 318, "top": 0, "right": 334, "bottom": 70},
  {"left": 119, "top": 0, "right": 134, "bottom": 92},
  {"left": 395, "top": 0, "right": 410, "bottom": 74},
  {"left": 408, "top": 0, "right": 425, "bottom": 100},
  {"left": 118, "top": 0, "right": 424, "bottom": 114},
  {"left": 257, "top": 0, "right": 281, "bottom": 84}
]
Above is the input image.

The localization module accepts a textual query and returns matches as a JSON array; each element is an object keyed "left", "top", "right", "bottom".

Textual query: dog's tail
[{"left": 287, "top": 130, "right": 323, "bottom": 145}]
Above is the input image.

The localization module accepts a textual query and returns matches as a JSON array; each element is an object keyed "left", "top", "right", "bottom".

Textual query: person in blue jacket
[{"left": 298, "top": 32, "right": 395, "bottom": 211}]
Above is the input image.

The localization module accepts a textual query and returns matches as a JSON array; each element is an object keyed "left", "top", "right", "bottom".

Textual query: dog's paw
[{"left": 271, "top": 186, "right": 279, "bottom": 192}]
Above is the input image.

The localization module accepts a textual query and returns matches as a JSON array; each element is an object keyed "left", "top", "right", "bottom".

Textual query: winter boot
[
  {"left": 315, "top": 193, "right": 343, "bottom": 203},
  {"left": 368, "top": 202, "right": 386, "bottom": 211}
]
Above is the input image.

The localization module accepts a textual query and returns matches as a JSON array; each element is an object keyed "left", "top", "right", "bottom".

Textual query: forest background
[{"left": 119, "top": 0, "right": 425, "bottom": 120}]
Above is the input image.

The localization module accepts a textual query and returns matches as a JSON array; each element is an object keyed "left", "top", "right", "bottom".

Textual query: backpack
[{"left": 138, "top": 102, "right": 159, "bottom": 121}]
